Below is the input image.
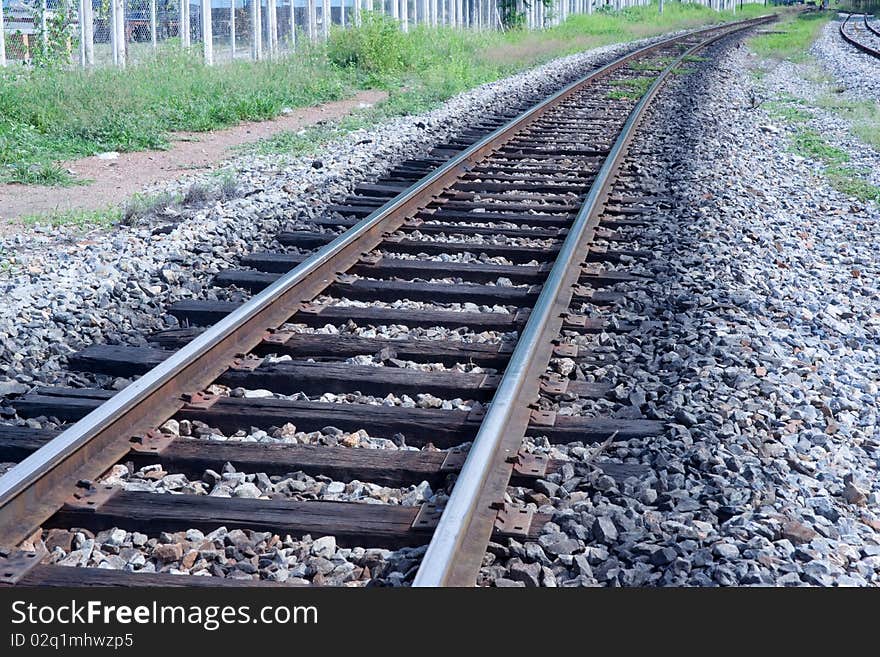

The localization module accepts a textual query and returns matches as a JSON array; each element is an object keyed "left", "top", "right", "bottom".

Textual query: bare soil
[{"left": 0, "top": 89, "right": 388, "bottom": 224}]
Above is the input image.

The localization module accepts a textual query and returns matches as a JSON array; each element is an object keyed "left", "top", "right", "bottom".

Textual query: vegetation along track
[
  {"left": 840, "top": 12, "right": 880, "bottom": 59},
  {"left": 0, "top": 15, "right": 774, "bottom": 588}
]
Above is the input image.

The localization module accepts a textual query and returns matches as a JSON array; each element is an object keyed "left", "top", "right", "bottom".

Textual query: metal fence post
[
  {"left": 117, "top": 0, "right": 126, "bottom": 67},
  {"left": 181, "top": 0, "right": 190, "bottom": 48},
  {"left": 289, "top": 0, "right": 296, "bottom": 48},
  {"left": 230, "top": 0, "right": 236, "bottom": 57},
  {"left": 340, "top": 0, "right": 345, "bottom": 27},
  {"left": 40, "top": 0, "right": 48, "bottom": 58},
  {"left": 83, "top": 0, "right": 94, "bottom": 65},
  {"left": 150, "top": 0, "right": 157, "bottom": 49},
  {"left": 322, "top": 0, "right": 330, "bottom": 38},
  {"left": 267, "top": 0, "right": 277, "bottom": 56},
  {"left": 307, "top": 0, "right": 316, "bottom": 41},
  {"left": 0, "top": 0, "right": 6, "bottom": 67},
  {"left": 202, "top": 0, "right": 213, "bottom": 63},
  {"left": 78, "top": 0, "right": 86, "bottom": 64},
  {"left": 250, "top": 0, "right": 259, "bottom": 58},
  {"left": 111, "top": 0, "right": 119, "bottom": 63}
]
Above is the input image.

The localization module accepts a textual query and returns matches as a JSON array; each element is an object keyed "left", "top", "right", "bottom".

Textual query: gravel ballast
[
  {"left": 5, "top": 20, "right": 880, "bottom": 587},
  {"left": 814, "top": 14, "right": 880, "bottom": 99},
  {"left": 479, "top": 35, "right": 880, "bottom": 587},
  {"left": 0, "top": 29, "right": 703, "bottom": 397}
]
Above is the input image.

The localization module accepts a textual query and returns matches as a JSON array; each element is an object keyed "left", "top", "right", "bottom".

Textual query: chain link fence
[{"left": 0, "top": 0, "right": 746, "bottom": 68}]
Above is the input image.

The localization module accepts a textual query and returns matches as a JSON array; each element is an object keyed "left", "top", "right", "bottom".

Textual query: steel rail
[
  {"left": 865, "top": 13, "right": 880, "bottom": 38},
  {"left": 840, "top": 13, "right": 880, "bottom": 59},
  {"left": 413, "top": 16, "right": 773, "bottom": 587},
  {"left": 0, "top": 19, "right": 769, "bottom": 549}
]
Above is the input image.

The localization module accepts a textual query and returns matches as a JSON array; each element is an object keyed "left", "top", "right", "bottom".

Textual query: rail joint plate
[
  {"left": 411, "top": 503, "right": 443, "bottom": 530},
  {"left": 0, "top": 547, "right": 46, "bottom": 585},
  {"left": 65, "top": 485, "right": 117, "bottom": 511},
  {"left": 229, "top": 355, "right": 264, "bottom": 372},
  {"left": 466, "top": 403, "right": 486, "bottom": 422},
  {"left": 493, "top": 504, "right": 534, "bottom": 539},
  {"left": 540, "top": 374, "right": 569, "bottom": 395},
  {"left": 571, "top": 284, "right": 594, "bottom": 300},
  {"left": 529, "top": 409, "right": 557, "bottom": 426},
  {"left": 263, "top": 330, "right": 294, "bottom": 346},
  {"left": 552, "top": 341, "right": 578, "bottom": 358},
  {"left": 129, "top": 429, "right": 174, "bottom": 455},
  {"left": 358, "top": 252, "right": 383, "bottom": 265},
  {"left": 440, "top": 448, "right": 467, "bottom": 472},
  {"left": 181, "top": 391, "right": 219, "bottom": 410},
  {"left": 511, "top": 452, "right": 550, "bottom": 479}
]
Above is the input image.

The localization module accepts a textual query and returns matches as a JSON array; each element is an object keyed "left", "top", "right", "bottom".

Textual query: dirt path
[{"left": 0, "top": 89, "right": 388, "bottom": 223}]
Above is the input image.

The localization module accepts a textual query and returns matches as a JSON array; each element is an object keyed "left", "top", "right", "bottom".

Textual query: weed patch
[
  {"left": 18, "top": 207, "right": 121, "bottom": 229},
  {"left": 749, "top": 11, "right": 831, "bottom": 61}
]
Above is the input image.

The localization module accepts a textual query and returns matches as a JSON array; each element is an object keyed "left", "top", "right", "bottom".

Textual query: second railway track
[
  {"left": 0, "top": 15, "right": 774, "bottom": 587},
  {"left": 840, "top": 12, "right": 880, "bottom": 58}
]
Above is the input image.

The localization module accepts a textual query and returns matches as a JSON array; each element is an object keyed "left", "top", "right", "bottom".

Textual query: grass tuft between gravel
[
  {"left": 18, "top": 207, "right": 122, "bottom": 230},
  {"left": 750, "top": 10, "right": 880, "bottom": 204},
  {"left": 749, "top": 10, "right": 831, "bottom": 62}
]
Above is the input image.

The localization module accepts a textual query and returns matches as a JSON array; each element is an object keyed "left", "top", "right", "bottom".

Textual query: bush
[{"left": 327, "top": 12, "right": 415, "bottom": 77}]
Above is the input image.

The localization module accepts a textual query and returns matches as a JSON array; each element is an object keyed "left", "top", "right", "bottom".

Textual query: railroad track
[
  {"left": 0, "top": 15, "right": 774, "bottom": 587},
  {"left": 840, "top": 12, "right": 880, "bottom": 59}
]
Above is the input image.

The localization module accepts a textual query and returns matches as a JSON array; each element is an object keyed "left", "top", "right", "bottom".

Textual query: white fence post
[
  {"left": 150, "top": 0, "right": 157, "bottom": 48},
  {"left": 111, "top": 0, "right": 119, "bottom": 63},
  {"left": 83, "top": 0, "right": 94, "bottom": 65},
  {"left": 354, "top": 0, "right": 360, "bottom": 25},
  {"left": 181, "top": 0, "right": 190, "bottom": 47},
  {"left": 322, "top": 0, "right": 330, "bottom": 38},
  {"left": 202, "top": 0, "right": 213, "bottom": 63},
  {"left": 116, "top": 0, "right": 126, "bottom": 67},
  {"left": 0, "top": 0, "right": 6, "bottom": 67},
  {"left": 41, "top": 0, "right": 48, "bottom": 58},
  {"left": 400, "top": 0, "right": 407, "bottom": 30},
  {"left": 230, "top": 0, "right": 236, "bottom": 57},
  {"left": 77, "top": 0, "right": 86, "bottom": 63},
  {"left": 340, "top": 0, "right": 345, "bottom": 27},
  {"left": 289, "top": 0, "right": 296, "bottom": 48},
  {"left": 267, "top": 0, "right": 277, "bottom": 55},
  {"left": 307, "top": 0, "right": 316, "bottom": 41},
  {"left": 77, "top": 0, "right": 85, "bottom": 64},
  {"left": 251, "top": 0, "right": 261, "bottom": 58}
]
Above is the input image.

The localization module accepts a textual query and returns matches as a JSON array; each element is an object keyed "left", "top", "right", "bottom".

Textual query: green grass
[
  {"left": 827, "top": 167, "right": 880, "bottom": 202},
  {"left": 2, "top": 2, "right": 770, "bottom": 182},
  {"left": 4, "top": 161, "right": 84, "bottom": 186},
  {"left": 0, "top": 42, "right": 355, "bottom": 186},
  {"left": 764, "top": 101, "right": 813, "bottom": 123},
  {"left": 743, "top": 7, "right": 880, "bottom": 204},
  {"left": 814, "top": 94, "right": 880, "bottom": 150},
  {"left": 787, "top": 128, "right": 880, "bottom": 203},
  {"left": 606, "top": 75, "right": 657, "bottom": 100},
  {"left": 790, "top": 127, "right": 849, "bottom": 165},
  {"left": 749, "top": 11, "right": 831, "bottom": 62},
  {"left": 18, "top": 207, "right": 122, "bottom": 229}
]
